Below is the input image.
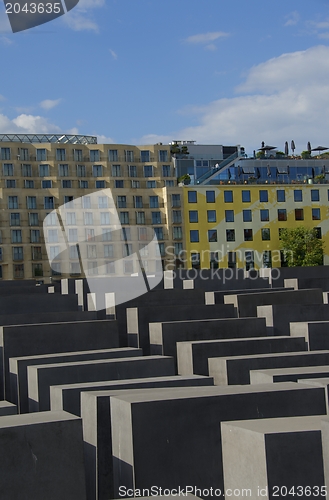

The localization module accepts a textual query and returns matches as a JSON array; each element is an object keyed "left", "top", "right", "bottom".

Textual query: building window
[
  {"left": 173, "top": 227, "right": 182, "bottom": 240},
  {"left": 70, "top": 262, "right": 81, "bottom": 276},
  {"left": 26, "top": 196, "right": 37, "bottom": 209},
  {"left": 31, "top": 230, "right": 41, "bottom": 243},
  {"left": 96, "top": 180, "right": 106, "bottom": 189},
  {"left": 84, "top": 212, "right": 93, "bottom": 225},
  {"left": 77, "top": 165, "right": 86, "bottom": 177},
  {"left": 311, "top": 189, "right": 320, "bottom": 202},
  {"left": 314, "top": 227, "right": 322, "bottom": 239},
  {"left": 59, "top": 164, "right": 69, "bottom": 177},
  {"left": 131, "top": 180, "right": 140, "bottom": 188},
  {"left": 14, "top": 264, "right": 24, "bottom": 278},
  {"left": 224, "top": 191, "right": 233, "bottom": 203},
  {"left": 154, "top": 227, "right": 164, "bottom": 240},
  {"left": 312, "top": 208, "right": 321, "bottom": 220},
  {"left": 295, "top": 208, "right": 304, "bottom": 220},
  {"left": 138, "top": 227, "right": 148, "bottom": 241},
  {"left": 66, "top": 212, "right": 76, "bottom": 226},
  {"left": 277, "top": 190, "right": 285, "bottom": 202},
  {"left": 166, "top": 180, "right": 174, "bottom": 187},
  {"left": 206, "top": 191, "right": 215, "bottom": 203},
  {"left": 259, "top": 190, "right": 268, "bottom": 202},
  {"left": 112, "top": 165, "right": 121, "bottom": 177},
  {"left": 245, "top": 251, "right": 254, "bottom": 271},
  {"left": 262, "top": 228, "right": 271, "bottom": 241},
  {"left": 6, "top": 180, "right": 16, "bottom": 188},
  {"left": 260, "top": 209, "right": 269, "bottom": 222},
  {"left": 39, "top": 164, "right": 49, "bottom": 177},
  {"left": 11, "top": 230, "right": 22, "bottom": 243},
  {"left": 117, "top": 196, "right": 127, "bottom": 208},
  {"left": 125, "top": 150, "right": 134, "bottom": 162},
  {"left": 1, "top": 147, "right": 11, "bottom": 160},
  {"left": 189, "top": 210, "right": 198, "bottom": 223},
  {"left": 104, "top": 244, "right": 114, "bottom": 258},
  {"left": 172, "top": 194, "right": 181, "bottom": 207},
  {"left": 136, "top": 212, "right": 145, "bottom": 224},
  {"left": 100, "top": 212, "right": 110, "bottom": 225},
  {"left": 120, "top": 212, "right": 129, "bottom": 225},
  {"left": 87, "top": 245, "right": 97, "bottom": 259},
  {"left": 70, "top": 245, "right": 79, "bottom": 260},
  {"left": 108, "top": 149, "right": 118, "bottom": 162},
  {"left": 79, "top": 180, "right": 88, "bottom": 189},
  {"left": 242, "top": 190, "right": 251, "bottom": 202},
  {"left": 13, "top": 247, "right": 23, "bottom": 260},
  {"left": 29, "top": 213, "right": 39, "bottom": 226},
  {"left": 174, "top": 242, "right": 183, "bottom": 256},
  {"left": 207, "top": 210, "right": 216, "bottom": 223},
  {"left": 243, "top": 210, "right": 252, "bottom": 222},
  {"left": 36, "top": 149, "right": 46, "bottom": 161},
  {"left": 128, "top": 165, "right": 137, "bottom": 177},
  {"left": 10, "top": 213, "right": 20, "bottom": 226},
  {"left": 263, "top": 250, "right": 272, "bottom": 268},
  {"left": 159, "top": 150, "right": 169, "bottom": 162},
  {"left": 228, "top": 252, "right": 236, "bottom": 269},
  {"left": 147, "top": 180, "right": 156, "bottom": 188},
  {"left": 97, "top": 196, "right": 108, "bottom": 209},
  {"left": 8, "top": 196, "right": 18, "bottom": 209},
  {"left": 134, "top": 196, "right": 143, "bottom": 208},
  {"left": 20, "top": 148, "right": 29, "bottom": 161},
  {"left": 294, "top": 190, "right": 303, "bottom": 202},
  {"left": 144, "top": 165, "right": 153, "bottom": 177},
  {"left": 122, "top": 242, "right": 133, "bottom": 257},
  {"left": 173, "top": 210, "right": 182, "bottom": 223},
  {"left": 208, "top": 229, "right": 217, "bottom": 242},
  {"left": 42, "top": 180, "right": 52, "bottom": 188},
  {"left": 90, "top": 150, "right": 100, "bottom": 162},
  {"left": 85, "top": 228, "right": 95, "bottom": 242},
  {"left": 74, "top": 149, "right": 83, "bottom": 162},
  {"left": 93, "top": 165, "right": 103, "bottom": 177},
  {"left": 3, "top": 164, "right": 13, "bottom": 176},
  {"left": 162, "top": 165, "right": 171, "bottom": 177},
  {"left": 64, "top": 196, "right": 74, "bottom": 207},
  {"left": 51, "top": 263, "right": 61, "bottom": 276},
  {"left": 25, "top": 180, "right": 34, "bottom": 188},
  {"left": 225, "top": 210, "right": 234, "bottom": 223},
  {"left": 81, "top": 196, "right": 91, "bottom": 209},
  {"left": 102, "top": 228, "right": 112, "bottom": 241},
  {"left": 210, "top": 252, "right": 219, "bottom": 269},
  {"left": 32, "top": 247, "right": 42, "bottom": 260},
  {"left": 22, "top": 164, "right": 32, "bottom": 177},
  {"left": 278, "top": 209, "right": 287, "bottom": 221},
  {"left": 152, "top": 212, "right": 161, "bottom": 224},
  {"left": 244, "top": 228, "right": 253, "bottom": 241},
  {"left": 191, "top": 253, "right": 200, "bottom": 269},
  {"left": 188, "top": 191, "right": 197, "bottom": 203},
  {"left": 56, "top": 149, "right": 66, "bottom": 161},
  {"left": 44, "top": 197, "right": 54, "bottom": 209},
  {"left": 190, "top": 230, "right": 199, "bottom": 242},
  {"left": 149, "top": 196, "right": 159, "bottom": 208},
  {"left": 141, "top": 150, "right": 150, "bottom": 162},
  {"left": 226, "top": 229, "right": 235, "bottom": 242}
]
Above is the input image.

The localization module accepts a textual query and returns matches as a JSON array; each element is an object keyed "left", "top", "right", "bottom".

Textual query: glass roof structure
[{"left": 0, "top": 134, "right": 97, "bottom": 144}]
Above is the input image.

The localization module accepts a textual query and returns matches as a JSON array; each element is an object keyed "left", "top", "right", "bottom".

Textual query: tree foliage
[{"left": 280, "top": 227, "right": 324, "bottom": 267}]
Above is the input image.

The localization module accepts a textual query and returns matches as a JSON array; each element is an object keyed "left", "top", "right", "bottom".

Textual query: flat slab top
[
  {"left": 229, "top": 288, "right": 323, "bottom": 298},
  {"left": 107, "top": 382, "right": 322, "bottom": 404},
  {"left": 51, "top": 374, "right": 211, "bottom": 391},
  {"left": 0, "top": 410, "right": 80, "bottom": 429},
  {"left": 150, "top": 317, "right": 263, "bottom": 326},
  {"left": 299, "top": 378, "right": 329, "bottom": 387},
  {"left": 252, "top": 366, "right": 329, "bottom": 376},
  {"left": 221, "top": 415, "right": 329, "bottom": 434},
  {"left": 1, "top": 319, "right": 116, "bottom": 329},
  {"left": 10, "top": 347, "right": 140, "bottom": 362},
  {"left": 27, "top": 355, "right": 171, "bottom": 370},
  {"left": 0, "top": 401, "right": 16, "bottom": 408},
  {"left": 290, "top": 320, "right": 329, "bottom": 325},
  {"left": 210, "top": 350, "right": 329, "bottom": 362},
  {"left": 178, "top": 335, "right": 295, "bottom": 346}
]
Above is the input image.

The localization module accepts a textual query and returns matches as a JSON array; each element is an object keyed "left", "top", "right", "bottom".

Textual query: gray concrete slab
[
  {"left": 0, "top": 293, "right": 80, "bottom": 315},
  {"left": 250, "top": 366, "right": 329, "bottom": 384},
  {"left": 9, "top": 347, "right": 142, "bottom": 413},
  {"left": 109, "top": 384, "right": 326, "bottom": 497},
  {"left": 149, "top": 317, "right": 267, "bottom": 365},
  {"left": 257, "top": 304, "right": 329, "bottom": 336},
  {"left": 221, "top": 416, "right": 328, "bottom": 500},
  {"left": 0, "top": 411, "right": 87, "bottom": 500},
  {"left": 0, "top": 319, "right": 119, "bottom": 400},
  {"left": 208, "top": 350, "right": 329, "bottom": 385},
  {"left": 0, "top": 400, "right": 17, "bottom": 416},
  {"left": 0, "top": 310, "right": 100, "bottom": 326},
  {"left": 177, "top": 336, "right": 307, "bottom": 376},
  {"left": 224, "top": 288, "right": 323, "bottom": 317},
  {"left": 290, "top": 321, "right": 329, "bottom": 350},
  {"left": 126, "top": 303, "right": 236, "bottom": 354},
  {"left": 80, "top": 376, "right": 214, "bottom": 500},
  {"left": 28, "top": 355, "right": 175, "bottom": 412}
]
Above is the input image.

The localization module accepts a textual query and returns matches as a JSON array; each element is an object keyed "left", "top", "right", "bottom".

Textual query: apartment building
[{"left": 0, "top": 135, "right": 184, "bottom": 281}]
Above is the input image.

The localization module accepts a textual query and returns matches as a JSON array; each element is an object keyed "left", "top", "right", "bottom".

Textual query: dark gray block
[
  {"left": 0, "top": 293, "right": 79, "bottom": 315},
  {"left": 210, "top": 287, "right": 291, "bottom": 305},
  {"left": 257, "top": 304, "right": 329, "bottom": 336},
  {"left": 221, "top": 416, "right": 328, "bottom": 498},
  {"left": 149, "top": 317, "right": 267, "bottom": 364},
  {"left": 126, "top": 303, "right": 236, "bottom": 354},
  {"left": 0, "top": 319, "right": 119, "bottom": 400},
  {"left": 9, "top": 347, "right": 142, "bottom": 414},
  {"left": 0, "top": 310, "right": 100, "bottom": 326},
  {"left": 28, "top": 355, "right": 175, "bottom": 412},
  {"left": 290, "top": 321, "right": 329, "bottom": 350},
  {"left": 0, "top": 411, "right": 87, "bottom": 500},
  {"left": 209, "top": 350, "right": 329, "bottom": 385},
  {"left": 109, "top": 384, "right": 326, "bottom": 497},
  {"left": 0, "top": 400, "right": 17, "bottom": 416},
  {"left": 251, "top": 366, "right": 329, "bottom": 384},
  {"left": 177, "top": 336, "right": 307, "bottom": 376},
  {"left": 298, "top": 378, "right": 329, "bottom": 413},
  {"left": 81, "top": 376, "right": 214, "bottom": 500},
  {"left": 52, "top": 374, "right": 213, "bottom": 416},
  {"left": 224, "top": 288, "right": 323, "bottom": 318}
]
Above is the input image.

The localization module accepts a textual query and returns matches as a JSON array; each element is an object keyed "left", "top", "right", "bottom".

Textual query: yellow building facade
[{"left": 182, "top": 184, "right": 329, "bottom": 269}]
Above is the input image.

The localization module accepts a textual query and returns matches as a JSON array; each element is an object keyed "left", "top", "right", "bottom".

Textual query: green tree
[
  {"left": 301, "top": 150, "right": 312, "bottom": 159},
  {"left": 280, "top": 227, "right": 324, "bottom": 266}
]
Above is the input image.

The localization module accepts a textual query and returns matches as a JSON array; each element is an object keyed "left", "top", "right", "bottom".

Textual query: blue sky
[{"left": 1, "top": 0, "right": 329, "bottom": 154}]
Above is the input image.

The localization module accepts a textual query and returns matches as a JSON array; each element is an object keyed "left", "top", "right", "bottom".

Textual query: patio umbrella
[
  {"left": 285, "top": 141, "right": 289, "bottom": 156},
  {"left": 291, "top": 140, "right": 296, "bottom": 154},
  {"left": 307, "top": 142, "right": 312, "bottom": 154},
  {"left": 311, "top": 146, "right": 329, "bottom": 155},
  {"left": 258, "top": 145, "right": 276, "bottom": 152}
]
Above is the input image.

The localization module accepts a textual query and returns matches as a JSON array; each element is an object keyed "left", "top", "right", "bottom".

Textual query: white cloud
[
  {"left": 284, "top": 11, "right": 300, "bottom": 27},
  {"left": 0, "top": 113, "right": 61, "bottom": 134},
  {"left": 184, "top": 31, "right": 229, "bottom": 44},
  {"left": 137, "top": 45, "right": 329, "bottom": 154},
  {"left": 109, "top": 49, "right": 118, "bottom": 60},
  {"left": 96, "top": 134, "right": 115, "bottom": 144},
  {"left": 63, "top": 0, "right": 105, "bottom": 32},
  {"left": 40, "top": 98, "right": 62, "bottom": 110}
]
